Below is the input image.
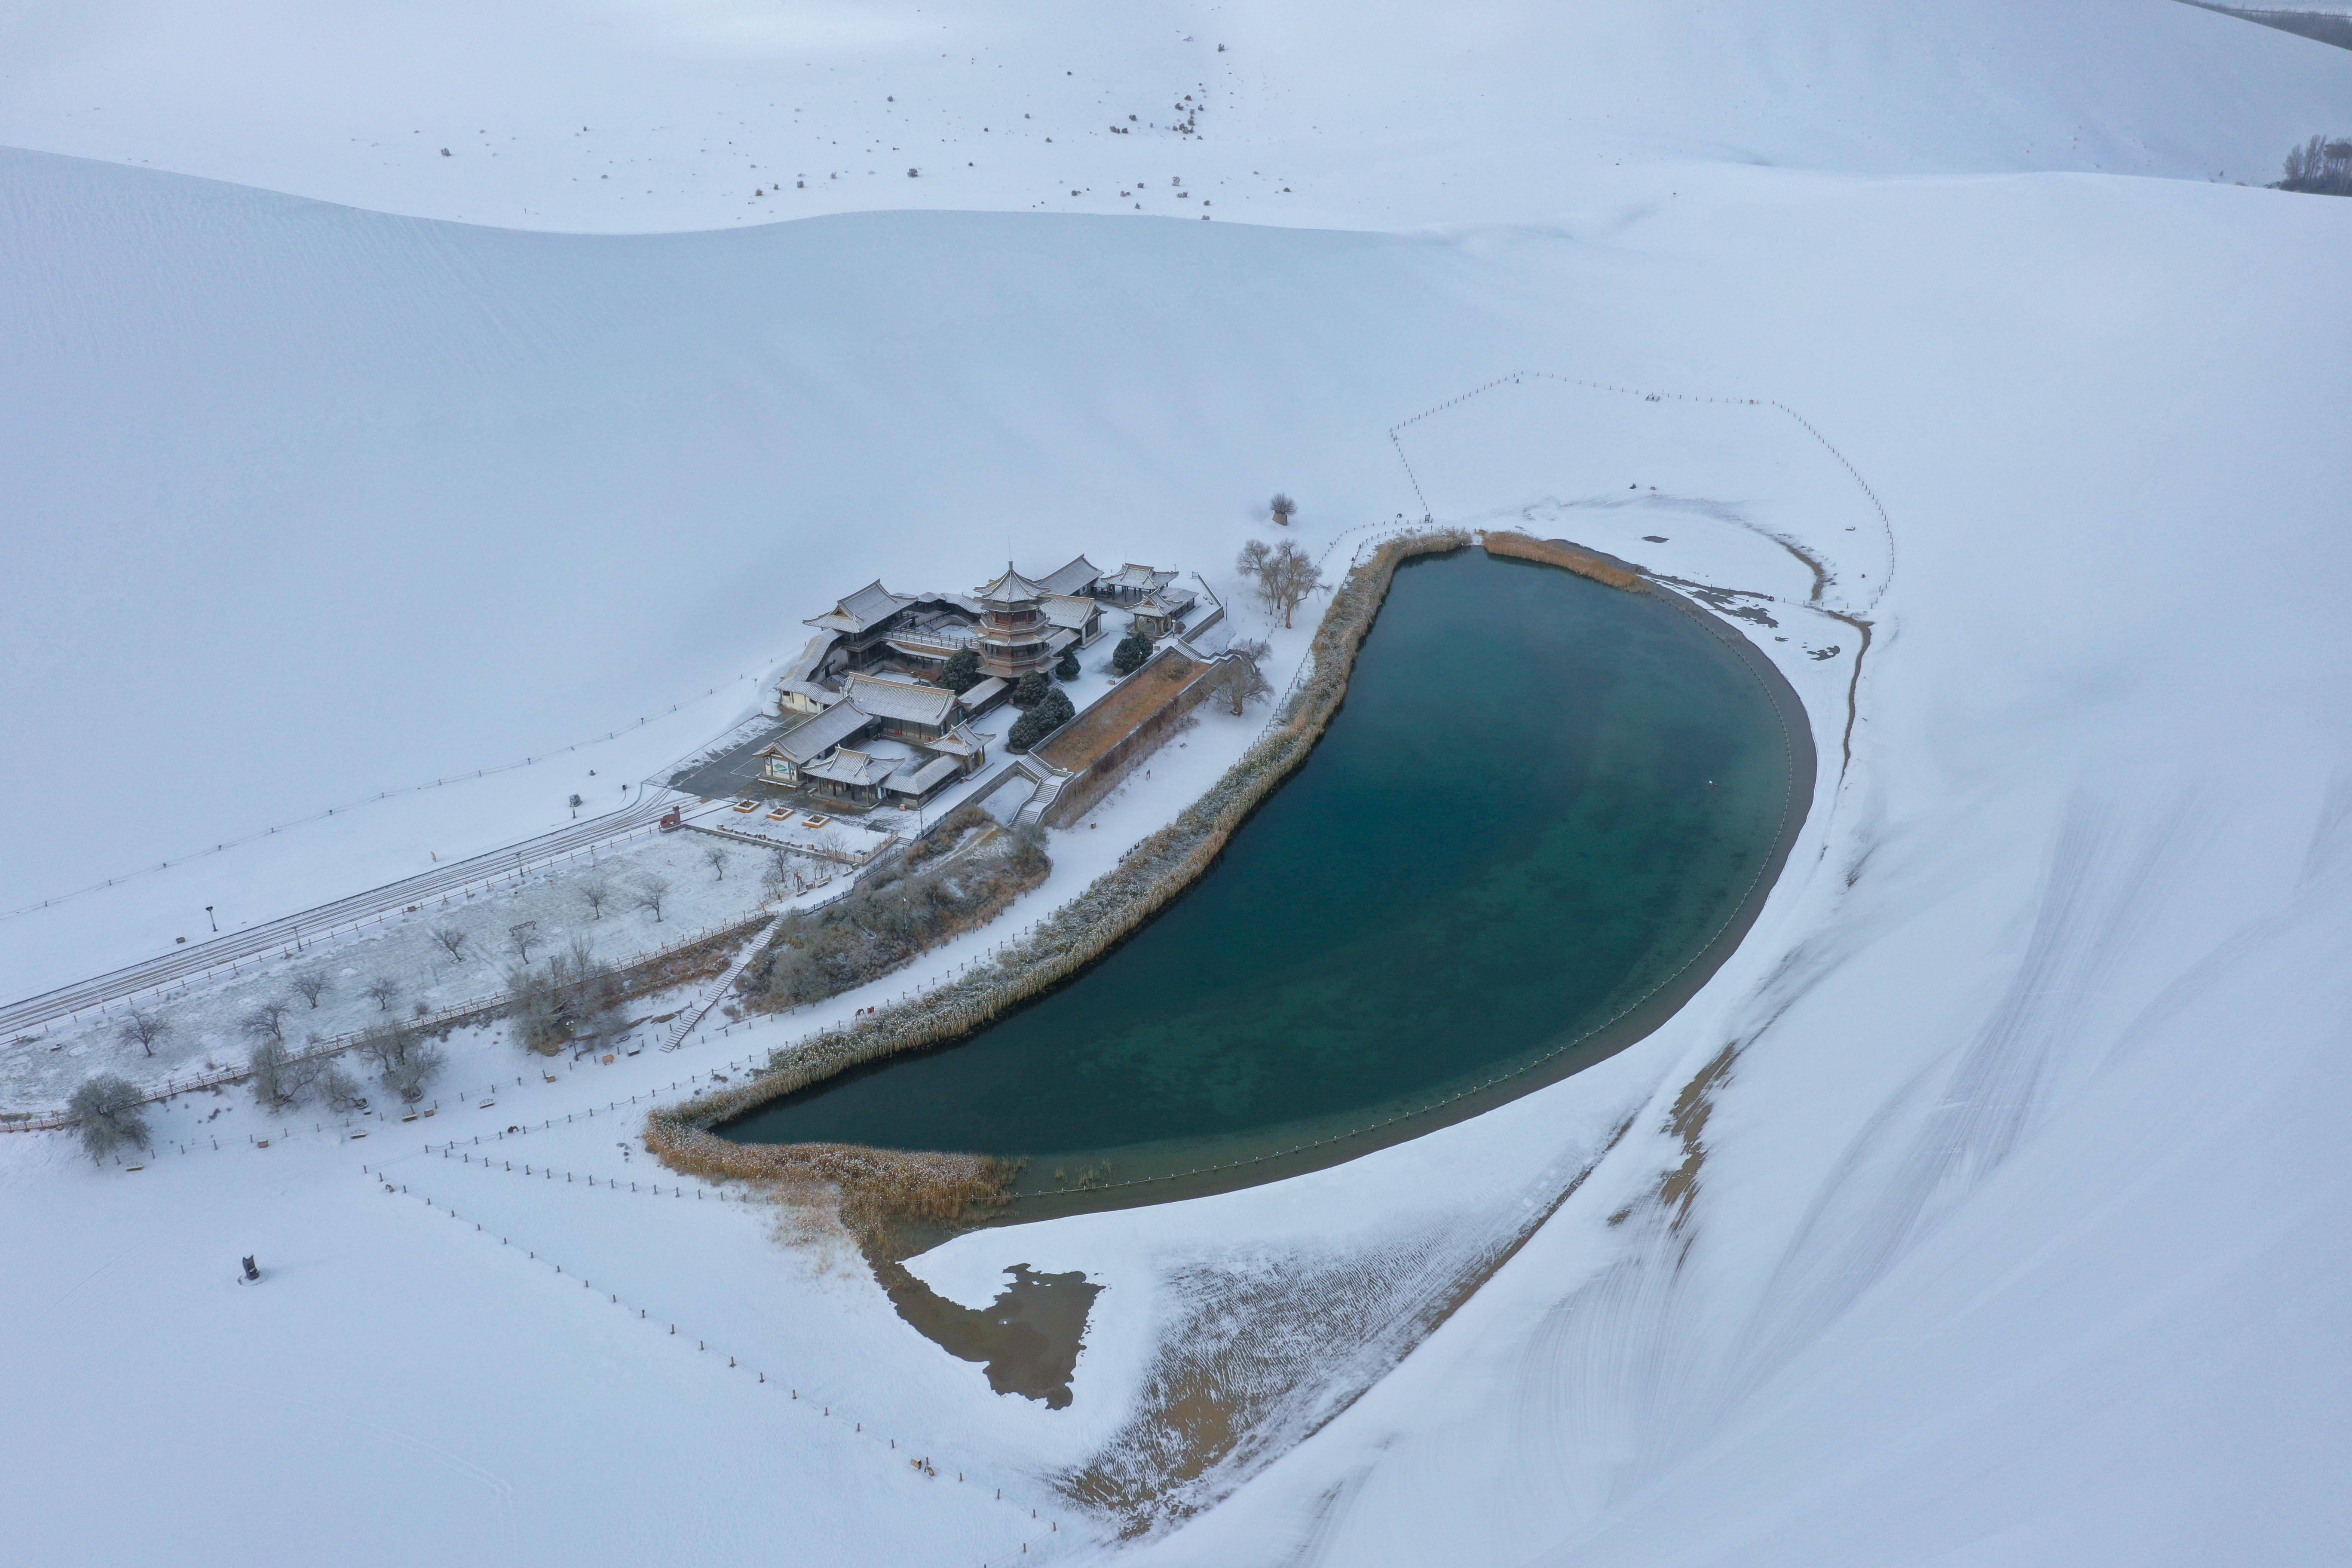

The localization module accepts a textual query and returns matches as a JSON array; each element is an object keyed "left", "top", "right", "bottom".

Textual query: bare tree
[
  {"left": 1210, "top": 638, "right": 1275, "bottom": 716},
  {"left": 702, "top": 844, "right": 730, "bottom": 882},
  {"left": 291, "top": 971, "right": 330, "bottom": 1009},
  {"left": 69, "top": 1072, "right": 152, "bottom": 1163},
  {"left": 1270, "top": 492, "right": 1296, "bottom": 525},
  {"left": 116, "top": 1008, "right": 170, "bottom": 1058},
  {"left": 508, "top": 921, "right": 541, "bottom": 962},
  {"left": 240, "top": 997, "right": 292, "bottom": 1044},
  {"left": 363, "top": 976, "right": 401, "bottom": 1013},
  {"left": 354, "top": 1015, "right": 442, "bottom": 1106},
  {"left": 358, "top": 1021, "right": 417, "bottom": 1078},
  {"left": 247, "top": 1038, "right": 302, "bottom": 1109},
  {"left": 578, "top": 879, "right": 615, "bottom": 921},
  {"left": 428, "top": 924, "right": 469, "bottom": 963},
  {"left": 633, "top": 876, "right": 673, "bottom": 922},
  {"left": 315, "top": 1061, "right": 367, "bottom": 1113},
  {"left": 1235, "top": 539, "right": 1322, "bottom": 628},
  {"left": 381, "top": 1037, "right": 447, "bottom": 1108},
  {"left": 762, "top": 847, "right": 801, "bottom": 899}
]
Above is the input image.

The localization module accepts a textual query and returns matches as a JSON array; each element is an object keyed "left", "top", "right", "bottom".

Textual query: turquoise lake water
[{"left": 720, "top": 550, "right": 1798, "bottom": 1190}]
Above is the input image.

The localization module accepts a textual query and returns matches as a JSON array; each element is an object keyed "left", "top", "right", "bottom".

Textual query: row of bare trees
[
  {"left": 2280, "top": 133, "right": 2352, "bottom": 195},
  {"left": 247, "top": 1019, "right": 444, "bottom": 1114}
]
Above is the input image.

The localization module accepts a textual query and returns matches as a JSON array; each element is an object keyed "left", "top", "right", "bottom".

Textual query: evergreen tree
[
  {"left": 1054, "top": 647, "right": 1082, "bottom": 682},
  {"left": 939, "top": 647, "right": 981, "bottom": 693},
  {"left": 1112, "top": 629, "right": 1155, "bottom": 676},
  {"left": 1010, "top": 671, "right": 1051, "bottom": 709},
  {"left": 1008, "top": 688, "right": 1075, "bottom": 751}
]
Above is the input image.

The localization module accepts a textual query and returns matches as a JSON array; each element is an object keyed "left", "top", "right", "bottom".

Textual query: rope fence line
[
  {"left": 375, "top": 1171, "right": 1072, "bottom": 1563},
  {"left": 0, "top": 667, "right": 799, "bottom": 928},
  {"left": 1382, "top": 369, "right": 1898, "bottom": 615}
]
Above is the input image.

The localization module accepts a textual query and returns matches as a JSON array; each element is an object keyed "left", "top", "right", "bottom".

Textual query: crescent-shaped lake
[{"left": 720, "top": 548, "right": 1810, "bottom": 1211}]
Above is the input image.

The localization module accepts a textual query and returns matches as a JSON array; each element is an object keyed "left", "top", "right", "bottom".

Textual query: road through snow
[{"left": 0, "top": 791, "right": 679, "bottom": 1036}]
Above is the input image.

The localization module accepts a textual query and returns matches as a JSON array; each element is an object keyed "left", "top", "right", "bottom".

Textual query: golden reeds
[{"left": 1480, "top": 530, "right": 1648, "bottom": 592}]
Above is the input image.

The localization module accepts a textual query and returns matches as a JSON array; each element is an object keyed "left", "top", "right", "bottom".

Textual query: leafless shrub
[
  {"left": 429, "top": 924, "right": 469, "bottom": 963},
  {"left": 363, "top": 976, "right": 401, "bottom": 1012},
  {"left": 291, "top": 972, "right": 330, "bottom": 1009},
  {"left": 740, "top": 824, "right": 1048, "bottom": 1011},
  {"left": 70, "top": 1072, "right": 152, "bottom": 1162},
  {"left": 1269, "top": 492, "right": 1295, "bottom": 525},
  {"left": 579, "top": 879, "right": 615, "bottom": 920},
  {"left": 116, "top": 1008, "right": 170, "bottom": 1058}
]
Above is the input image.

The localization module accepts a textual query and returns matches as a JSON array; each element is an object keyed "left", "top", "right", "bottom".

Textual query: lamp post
[{"left": 205, "top": 905, "right": 217, "bottom": 933}]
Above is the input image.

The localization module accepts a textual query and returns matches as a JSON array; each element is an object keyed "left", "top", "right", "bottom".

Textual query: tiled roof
[
  {"left": 758, "top": 700, "right": 873, "bottom": 764},
  {"left": 801, "top": 747, "right": 890, "bottom": 787},
  {"left": 922, "top": 722, "right": 987, "bottom": 759},
  {"left": 1040, "top": 594, "right": 1099, "bottom": 631},
  {"left": 959, "top": 676, "right": 1009, "bottom": 708},
  {"left": 843, "top": 673, "right": 959, "bottom": 728},
  {"left": 886, "top": 755, "right": 962, "bottom": 795},
  {"left": 973, "top": 563, "right": 1049, "bottom": 603},
  {"left": 1131, "top": 585, "right": 1197, "bottom": 617},
  {"left": 805, "top": 580, "right": 914, "bottom": 634},
  {"left": 1109, "top": 562, "right": 1175, "bottom": 593},
  {"left": 1036, "top": 555, "right": 1103, "bottom": 596}
]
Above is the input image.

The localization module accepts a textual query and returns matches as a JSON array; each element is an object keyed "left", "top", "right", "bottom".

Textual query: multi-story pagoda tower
[{"left": 971, "top": 564, "right": 1055, "bottom": 679}]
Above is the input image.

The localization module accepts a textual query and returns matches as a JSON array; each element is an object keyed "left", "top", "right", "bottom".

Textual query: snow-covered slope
[
  {"left": 2, "top": 0, "right": 2346, "bottom": 233},
  {"left": 4, "top": 2, "right": 2351, "bottom": 1565}
]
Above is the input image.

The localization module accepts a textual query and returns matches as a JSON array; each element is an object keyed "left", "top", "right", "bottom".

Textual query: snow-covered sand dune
[
  {"left": 2, "top": 0, "right": 2346, "bottom": 231},
  {"left": 4, "top": 0, "right": 2351, "bottom": 1563}
]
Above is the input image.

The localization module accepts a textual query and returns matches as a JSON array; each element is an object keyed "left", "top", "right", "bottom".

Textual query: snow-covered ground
[
  {"left": 5, "top": 2, "right": 2352, "bottom": 1565},
  {"left": 1, "top": 0, "right": 2345, "bottom": 233},
  {"left": 2, "top": 818, "right": 790, "bottom": 1111}
]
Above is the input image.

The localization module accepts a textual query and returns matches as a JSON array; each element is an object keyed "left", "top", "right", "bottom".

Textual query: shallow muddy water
[{"left": 721, "top": 551, "right": 1804, "bottom": 1202}]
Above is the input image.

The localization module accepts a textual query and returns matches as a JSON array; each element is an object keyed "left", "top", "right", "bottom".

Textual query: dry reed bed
[
  {"left": 1480, "top": 530, "right": 1648, "bottom": 592},
  {"left": 645, "top": 527, "right": 1474, "bottom": 1225}
]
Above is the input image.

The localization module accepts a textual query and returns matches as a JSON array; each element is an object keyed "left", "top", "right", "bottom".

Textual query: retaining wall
[{"left": 1040, "top": 653, "right": 1237, "bottom": 830}]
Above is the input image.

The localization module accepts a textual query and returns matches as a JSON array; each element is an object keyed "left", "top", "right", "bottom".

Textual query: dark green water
[{"left": 721, "top": 551, "right": 1795, "bottom": 1186}]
